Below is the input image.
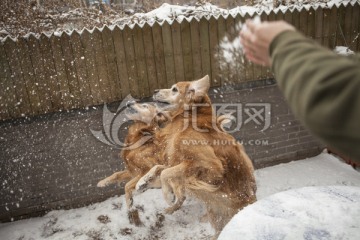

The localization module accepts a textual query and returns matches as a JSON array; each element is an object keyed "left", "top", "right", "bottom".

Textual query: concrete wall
[{"left": 0, "top": 81, "right": 324, "bottom": 222}]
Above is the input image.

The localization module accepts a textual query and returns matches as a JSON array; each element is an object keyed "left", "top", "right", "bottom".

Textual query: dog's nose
[
  {"left": 154, "top": 89, "right": 160, "bottom": 94},
  {"left": 126, "top": 101, "right": 135, "bottom": 108}
]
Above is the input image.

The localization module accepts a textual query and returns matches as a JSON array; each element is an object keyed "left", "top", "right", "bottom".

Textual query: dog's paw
[
  {"left": 128, "top": 209, "right": 143, "bottom": 226},
  {"left": 164, "top": 206, "right": 176, "bottom": 215},
  {"left": 135, "top": 179, "right": 148, "bottom": 193},
  {"left": 163, "top": 191, "right": 176, "bottom": 205},
  {"left": 200, "top": 213, "right": 208, "bottom": 223},
  {"left": 97, "top": 179, "right": 108, "bottom": 187}
]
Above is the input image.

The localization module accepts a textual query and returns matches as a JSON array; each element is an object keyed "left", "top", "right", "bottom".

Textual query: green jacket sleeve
[{"left": 270, "top": 31, "right": 360, "bottom": 163}]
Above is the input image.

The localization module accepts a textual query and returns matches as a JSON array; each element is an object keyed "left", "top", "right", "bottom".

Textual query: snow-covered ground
[{"left": 0, "top": 153, "right": 359, "bottom": 240}]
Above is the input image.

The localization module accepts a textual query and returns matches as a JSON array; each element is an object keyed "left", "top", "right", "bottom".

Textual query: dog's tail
[{"left": 185, "top": 176, "right": 219, "bottom": 192}]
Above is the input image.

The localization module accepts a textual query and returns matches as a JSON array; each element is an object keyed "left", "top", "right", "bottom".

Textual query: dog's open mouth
[{"left": 156, "top": 100, "right": 170, "bottom": 106}]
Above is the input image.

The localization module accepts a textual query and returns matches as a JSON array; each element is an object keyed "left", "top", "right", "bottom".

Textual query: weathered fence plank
[
  {"left": 223, "top": 15, "right": 234, "bottom": 83},
  {"left": 336, "top": 4, "right": 346, "bottom": 47},
  {"left": 343, "top": 3, "right": 353, "bottom": 49},
  {"left": 152, "top": 22, "right": 168, "bottom": 89},
  {"left": 209, "top": 16, "right": 220, "bottom": 86},
  {"left": 60, "top": 33, "right": 83, "bottom": 108},
  {"left": 27, "top": 34, "right": 53, "bottom": 113},
  {"left": 322, "top": 8, "right": 331, "bottom": 48},
  {"left": 181, "top": 20, "right": 194, "bottom": 82},
  {"left": 49, "top": 35, "right": 73, "bottom": 110},
  {"left": 292, "top": 8, "right": 300, "bottom": 32},
  {"left": 0, "top": 44, "right": 15, "bottom": 119},
  {"left": 123, "top": 25, "right": 140, "bottom": 97},
  {"left": 113, "top": 26, "right": 130, "bottom": 98},
  {"left": 171, "top": 21, "right": 185, "bottom": 82},
  {"left": 350, "top": 3, "right": 359, "bottom": 51},
  {"left": 217, "top": 15, "right": 227, "bottom": 85},
  {"left": 92, "top": 29, "right": 113, "bottom": 102},
  {"left": 199, "top": 17, "right": 212, "bottom": 84},
  {"left": 284, "top": 9, "right": 292, "bottom": 24},
  {"left": 3, "top": 39, "right": 32, "bottom": 117},
  {"left": 38, "top": 34, "right": 63, "bottom": 111},
  {"left": 70, "top": 31, "right": 93, "bottom": 106},
  {"left": 80, "top": 29, "right": 102, "bottom": 105},
  {"left": 190, "top": 19, "right": 203, "bottom": 80},
  {"left": 315, "top": 7, "right": 324, "bottom": 45},
  {"left": 142, "top": 23, "right": 159, "bottom": 94},
  {"left": 329, "top": 6, "right": 338, "bottom": 49},
  {"left": 307, "top": 7, "right": 316, "bottom": 39},
  {"left": 133, "top": 24, "right": 150, "bottom": 97},
  {"left": 243, "top": 13, "right": 254, "bottom": 82},
  {"left": 101, "top": 26, "right": 122, "bottom": 101},
  {"left": 299, "top": 7, "right": 308, "bottom": 36},
  {"left": 17, "top": 38, "right": 43, "bottom": 114},
  {"left": 161, "top": 21, "right": 176, "bottom": 87}
]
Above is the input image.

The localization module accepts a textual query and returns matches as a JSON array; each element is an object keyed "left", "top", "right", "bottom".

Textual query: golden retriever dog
[
  {"left": 97, "top": 99, "right": 231, "bottom": 226},
  {"left": 136, "top": 75, "right": 257, "bottom": 238},
  {"left": 97, "top": 101, "right": 168, "bottom": 226}
]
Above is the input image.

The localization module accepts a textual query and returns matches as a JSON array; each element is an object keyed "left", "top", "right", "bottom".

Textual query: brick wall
[{"left": 0, "top": 81, "right": 324, "bottom": 222}]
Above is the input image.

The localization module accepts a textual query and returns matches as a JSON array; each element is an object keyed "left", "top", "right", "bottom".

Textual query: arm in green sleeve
[{"left": 270, "top": 31, "right": 360, "bottom": 163}]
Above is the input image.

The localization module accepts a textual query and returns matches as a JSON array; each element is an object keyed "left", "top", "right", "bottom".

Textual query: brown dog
[
  {"left": 97, "top": 101, "right": 168, "bottom": 226},
  {"left": 137, "top": 75, "right": 257, "bottom": 238}
]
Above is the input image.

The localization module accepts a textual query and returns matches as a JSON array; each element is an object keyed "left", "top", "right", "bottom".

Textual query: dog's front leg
[
  {"left": 125, "top": 175, "right": 143, "bottom": 226},
  {"left": 97, "top": 170, "right": 132, "bottom": 187}
]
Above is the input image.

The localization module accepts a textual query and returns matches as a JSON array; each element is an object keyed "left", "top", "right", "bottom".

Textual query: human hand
[{"left": 239, "top": 20, "right": 295, "bottom": 66}]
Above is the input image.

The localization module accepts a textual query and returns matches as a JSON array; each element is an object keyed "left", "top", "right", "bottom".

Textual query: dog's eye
[
  {"left": 172, "top": 87, "right": 178, "bottom": 92},
  {"left": 142, "top": 104, "right": 148, "bottom": 108}
]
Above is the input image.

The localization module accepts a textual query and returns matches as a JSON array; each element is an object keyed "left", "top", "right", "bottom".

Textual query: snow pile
[
  {"left": 255, "top": 153, "right": 360, "bottom": 199},
  {"left": 0, "top": 153, "right": 359, "bottom": 240},
  {"left": 219, "top": 186, "right": 360, "bottom": 240}
]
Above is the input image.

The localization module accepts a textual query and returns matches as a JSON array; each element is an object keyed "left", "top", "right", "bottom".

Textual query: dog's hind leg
[
  {"left": 125, "top": 175, "right": 143, "bottom": 209},
  {"left": 125, "top": 175, "right": 143, "bottom": 226},
  {"left": 160, "top": 162, "right": 188, "bottom": 214},
  {"left": 97, "top": 170, "right": 132, "bottom": 187}
]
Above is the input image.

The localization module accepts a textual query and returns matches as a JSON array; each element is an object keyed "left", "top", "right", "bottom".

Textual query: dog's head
[
  {"left": 153, "top": 75, "right": 210, "bottom": 107},
  {"left": 125, "top": 101, "right": 170, "bottom": 126},
  {"left": 125, "top": 101, "right": 157, "bottom": 124}
]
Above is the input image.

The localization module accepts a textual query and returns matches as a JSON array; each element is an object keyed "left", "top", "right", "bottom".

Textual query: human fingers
[
  {"left": 244, "top": 50, "right": 267, "bottom": 66},
  {"left": 239, "top": 29, "right": 258, "bottom": 52},
  {"left": 245, "top": 19, "right": 257, "bottom": 34},
  {"left": 240, "top": 36, "right": 258, "bottom": 56}
]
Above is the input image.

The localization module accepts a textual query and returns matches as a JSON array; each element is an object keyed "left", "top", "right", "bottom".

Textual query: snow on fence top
[{"left": 0, "top": 0, "right": 356, "bottom": 42}]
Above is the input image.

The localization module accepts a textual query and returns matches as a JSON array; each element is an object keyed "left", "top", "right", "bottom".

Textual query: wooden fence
[{"left": 0, "top": 2, "right": 359, "bottom": 121}]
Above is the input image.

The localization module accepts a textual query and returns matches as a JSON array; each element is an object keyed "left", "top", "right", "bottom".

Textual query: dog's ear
[
  {"left": 155, "top": 111, "right": 170, "bottom": 128},
  {"left": 186, "top": 75, "right": 210, "bottom": 103},
  {"left": 140, "top": 127, "right": 154, "bottom": 136}
]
